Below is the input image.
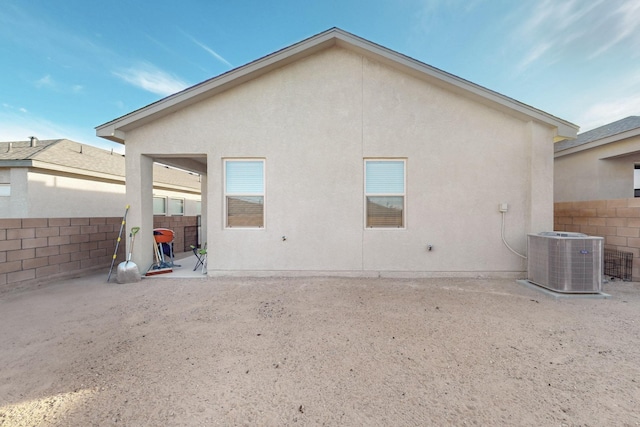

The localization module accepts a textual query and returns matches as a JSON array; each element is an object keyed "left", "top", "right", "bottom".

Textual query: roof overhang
[
  {"left": 0, "top": 160, "right": 34, "bottom": 168},
  {"left": 555, "top": 126, "right": 640, "bottom": 159},
  {"left": 97, "top": 28, "right": 578, "bottom": 144}
]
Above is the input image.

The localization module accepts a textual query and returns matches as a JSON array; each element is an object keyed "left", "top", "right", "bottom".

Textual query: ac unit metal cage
[{"left": 527, "top": 232, "right": 604, "bottom": 294}]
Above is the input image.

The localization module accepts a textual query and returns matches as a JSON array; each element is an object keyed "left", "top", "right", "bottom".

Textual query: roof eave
[
  {"left": 96, "top": 30, "right": 341, "bottom": 143},
  {"left": 97, "top": 27, "right": 578, "bottom": 143},
  {"left": 330, "top": 31, "right": 578, "bottom": 139},
  {"left": 555, "top": 127, "right": 640, "bottom": 158},
  {"left": 0, "top": 160, "right": 34, "bottom": 168},
  {"left": 96, "top": 127, "right": 126, "bottom": 144}
]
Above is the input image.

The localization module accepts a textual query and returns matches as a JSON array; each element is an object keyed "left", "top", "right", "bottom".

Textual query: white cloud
[
  {"left": 182, "top": 32, "right": 233, "bottom": 68},
  {"left": 33, "top": 75, "right": 87, "bottom": 95},
  {"left": 513, "top": 0, "right": 640, "bottom": 69},
  {"left": 588, "top": 0, "right": 640, "bottom": 58},
  {"left": 35, "top": 74, "right": 55, "bottom": 89},
  {"left": 561, "top": 68, "right": 640, "bottom": 131},
  {"left": 516, "top": 42, "right": 552, "bottom": 72},
  {"left": 578, "top": 96, "right": 640, "bottom": 131},
  {"left": 0, "top": 107, "right": 70, "bottom": 139},
  {"left": 112, "top": 62, "right": 189, "bottom": 96}
]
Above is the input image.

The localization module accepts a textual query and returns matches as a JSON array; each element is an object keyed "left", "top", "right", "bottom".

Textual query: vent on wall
[{"left": 527, "top": 232, "right": 604, "bottom": 294}]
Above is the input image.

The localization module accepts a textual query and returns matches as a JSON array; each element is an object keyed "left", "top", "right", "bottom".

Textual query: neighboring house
[
  {"left": 554, "top": 116, "right": 640, "bottom": 202},
  {"left": 0, "top": 138, "right": 201, "bottom": 218},
  {"left": 96, "top": 28, "right": 577, "bottom": 277}
]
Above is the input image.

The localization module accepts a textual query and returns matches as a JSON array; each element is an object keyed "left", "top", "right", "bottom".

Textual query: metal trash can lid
[{"left": 538, "top": 231, "right": 587, "bottom": 238}]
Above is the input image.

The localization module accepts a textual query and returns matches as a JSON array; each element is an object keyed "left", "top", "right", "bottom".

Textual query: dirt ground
[{"left": 0, "top": 274, "right": 639, "bottom": 427}]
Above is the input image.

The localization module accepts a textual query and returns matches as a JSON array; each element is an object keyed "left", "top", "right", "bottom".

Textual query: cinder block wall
[
  {"left": 554, "top": 198, "right": 640, "bottom": 280},
  {"left": 0, "top": 217, "right": 125, "bottom": 292},
  {"left": 0, "top": 216, "right": 199, "bottom": 292}
]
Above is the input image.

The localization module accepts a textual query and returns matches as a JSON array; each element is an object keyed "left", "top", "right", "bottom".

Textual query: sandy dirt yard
[{"left": 0, "top": 274, "right": 639, "bottom": 426}]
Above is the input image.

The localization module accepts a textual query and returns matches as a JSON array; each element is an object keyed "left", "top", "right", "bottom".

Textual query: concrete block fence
[
  {"left": 0, "top": 216, "right": 199, "bottom": 293},
  {"left": 554, "top": 198, "right": 640, "bottom": 280}
]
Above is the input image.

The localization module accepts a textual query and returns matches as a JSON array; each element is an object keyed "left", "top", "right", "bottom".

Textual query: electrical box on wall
[{"left": 499, "top": 203, "right": 508, "bottom": 213}]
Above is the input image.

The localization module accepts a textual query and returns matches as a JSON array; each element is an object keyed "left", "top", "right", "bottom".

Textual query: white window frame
[
  {"left": 224, "top": 158, "right": 265, "bottom": 229},
  {"left": 364, "top": 159, "right": 406, "bottom": 229},
  {"left": 153, "top": 196, "right": 167, "bottom": 216}
]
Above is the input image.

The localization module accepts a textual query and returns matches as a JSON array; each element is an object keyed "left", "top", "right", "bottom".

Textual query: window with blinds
[
  {"left": 365, "top": 159, "right": 405, "bottom": 228},
  {"left": 225, "top": 159, "right": 265, "bottom": 228}
]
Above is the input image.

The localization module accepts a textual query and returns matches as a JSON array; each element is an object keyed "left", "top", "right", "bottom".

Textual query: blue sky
[{"left": 1, "top": 0, "right": 639, "bottom": 153}]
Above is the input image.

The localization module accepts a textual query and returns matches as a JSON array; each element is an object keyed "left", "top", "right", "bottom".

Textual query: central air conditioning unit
[{"left": 527, "top": 232, "right": 604, "bottom": 294}]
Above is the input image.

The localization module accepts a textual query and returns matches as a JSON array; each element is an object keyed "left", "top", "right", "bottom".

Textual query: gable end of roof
[{"left": 97, "top": 27, "right": 578, "bottom": 144}]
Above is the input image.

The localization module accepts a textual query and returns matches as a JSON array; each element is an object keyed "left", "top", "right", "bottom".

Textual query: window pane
[
  {"left": 226, "top": 161, "right": 264, "bottom": 193},
  {"left": 367, "top": 196, "right": 404, "bottom": 228},
  {"left": 153, "top": 197, "right": 166, "bottom": 215},
  {"left": 169, "top": 198, "right": 184, "bottom": 215},
  {"left": 0, "top": 184, "right": 10, "bottom": 197},
  {"left": 366, "top": 161, "right": 404, "bottom": 193},
  {"left": 227, "top": 196, "right": 264, "bottom": 227}
]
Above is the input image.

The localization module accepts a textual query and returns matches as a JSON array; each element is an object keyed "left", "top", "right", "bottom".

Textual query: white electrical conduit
[{"left": 501, "top": 211, "right": 527, "bottom": 259}]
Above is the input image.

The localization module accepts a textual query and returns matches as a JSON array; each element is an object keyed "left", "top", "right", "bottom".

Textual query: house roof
[
  {"left": 96, "top": 27, "right": 578, "bottom": 143},
  {"left": 554, "top": 116, "right": 640, "bottom": 153},
  {"left": 0, "top": 139, "right": 201, "bottom": 192}
]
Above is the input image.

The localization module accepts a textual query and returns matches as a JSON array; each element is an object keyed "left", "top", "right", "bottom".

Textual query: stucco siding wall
[
  {"left": 360, "top": 55, "right": 533, "bottom": 273},
  {"left": 554, "top": 139, "right": 640, "bottom": 202},
  {"left": 27, "top": 171, "right": 126, "bottom": 217},
  {"left": 0, "top": 168, "right": 29, "bottom": 218},
  {"left": 529, "top": 121, "right": 556, "bottom": 233},
  {"left": 0, "top": 169, "right": 200, "bottom": 218},
  {"left": 125, "top": 46, "right": 554, "bottom": 276}
]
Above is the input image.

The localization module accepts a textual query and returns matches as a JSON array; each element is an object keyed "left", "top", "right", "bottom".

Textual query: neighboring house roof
[
  {"left": 554, "top": 116, "right": 640, "bottom": 153},
  {"left": 97, "top": 27, "right": 578, "bottom": 143},
  {"left": 0, "top": 139, "right": 201, "bottom": 192}
]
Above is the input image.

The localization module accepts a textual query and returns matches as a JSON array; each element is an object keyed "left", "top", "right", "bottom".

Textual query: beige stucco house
[
  {"left": 554, "top": 116, "right": 640, "bottom": 202},
  {"left": 97, "top": 28, "right": 578, "bottom": 278},
  {"left": 0, "top": 138, "right": 201, "bottom": 218}
]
